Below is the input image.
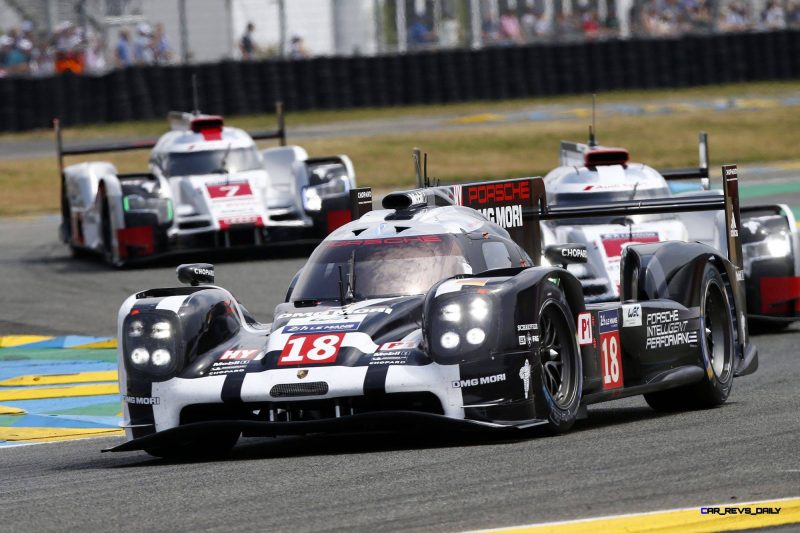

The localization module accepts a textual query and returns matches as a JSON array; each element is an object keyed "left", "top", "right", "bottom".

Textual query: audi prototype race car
[
  {"left": 55, "top": 105, "right": 357, "bottom": 266},
  {"left": 541, "top": 133, "right": 800, "bottom": 329},
  {"left": 107, "top": 166, "right": 757, "bottom": 458}
]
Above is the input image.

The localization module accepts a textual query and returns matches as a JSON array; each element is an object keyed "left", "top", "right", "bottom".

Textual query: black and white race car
[
  {"left": 541, "top": 133, "right": 800, "bottom": 328},
  {"left": 106, "top": 169, "right": 757, "bottom": 458},
  {"left": 55, "top": 105, "right": 357, "bottom": 266}
]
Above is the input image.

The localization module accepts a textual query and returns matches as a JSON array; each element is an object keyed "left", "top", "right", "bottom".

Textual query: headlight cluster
[
  {"left": 123, "top": 313, "right": 180, "bottom": 376},
  {"left": 429, "top": 295, "right": 497, "bottom": 362},
  {"left": 302, "top": 176, "right": 350, "bottom": 212},
  {"left": 123, "top": 195, "right": 173, "bottom": 224}
]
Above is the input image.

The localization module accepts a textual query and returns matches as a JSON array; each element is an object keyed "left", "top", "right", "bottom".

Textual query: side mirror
[
  {"left": 177, "top": 263, "right": 215, "bottom": 286},
  {"left": 544, "top": 244, "right": 588, "bottom": 268}
]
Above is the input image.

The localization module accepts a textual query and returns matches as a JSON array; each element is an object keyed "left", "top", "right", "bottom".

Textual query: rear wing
[
  {"left": 374, "top": 166, "right": 742, "bottom": 271},
  {"left": 54, "top": 102, "right": 286, "bottom": 175}
]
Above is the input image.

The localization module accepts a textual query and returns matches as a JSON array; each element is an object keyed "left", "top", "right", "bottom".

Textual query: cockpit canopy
[{"left": 291, "top": 234, "right": 471, "bottom": 302}]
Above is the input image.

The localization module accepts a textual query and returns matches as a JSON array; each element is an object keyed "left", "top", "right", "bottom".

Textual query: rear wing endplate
[{"left": 659, "top": 132, "right": 710, "bottom": 188}]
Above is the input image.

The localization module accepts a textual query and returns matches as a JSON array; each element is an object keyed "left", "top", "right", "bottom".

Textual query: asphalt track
[{"left": 0, "top": 171, "right": 799, "bottom": 531}]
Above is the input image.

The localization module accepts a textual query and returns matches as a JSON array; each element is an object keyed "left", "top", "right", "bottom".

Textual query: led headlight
[
  {"left": 441, "top": 303, "right": 461, "bottom": 322},
  {"left": 151, "top": 349, "right": 172, "bottom": 367},
  {"left": 130, "top": 347, "right": 150, "bottom": 366},
  {"left": 151, "top": 321, "right": 172, "bottom": 339},
  {"left": 440, "top": 331, "right": 460, "bottom": 349},
  {"left": 128, "top": 320, "right": 144, "bottom": 337},
  {"left": 469, "top": 298, "right": 489, "bottom": 321},
  {"left": 766, "top": 236, "right": 791, "bottom": 258},
  {"left": 303, "top": 177, "right": 349, "bottom": 212},
  {"left": 303, "top": 187, "right": 323, "bottom": 212},
  {"left": 466, "top": 328, "right": 486, "bottom": 345}
]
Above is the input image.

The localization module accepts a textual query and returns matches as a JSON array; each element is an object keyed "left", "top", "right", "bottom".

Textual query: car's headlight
[
  {"left": 123, "top": 195, "right": 172, "bottom": 224},
  {"left": 151, "top": 349, "right": 172, "bottom": 367},
  {"left": 441, "top": 303, "right": 461, "bottom": 322},
  {"left": 128, "top": 320, "right": 144, "bottom": 337},
  {"left": 123, "top": 313, "right": 181, "bottom": 378},
  {"left": 466, "top": 328, "right": 486, "bottom": 345},
  {"left": 766, "top": 236, "right": 791, "bottom": 258},
  {"left": 440, "top": 331, "right": 460, "bottom": 349},
  {"left": 303, "top": 187, "right": 323, "bottom": 212},
  {"left": 427, "top": 291, "right": 497, "bottom": 363},
  {"left": 469, "top": 298, "right": 489, "bottom": 321},
  {"left": 302, "top": 177, "right": 350, "bottom": 212},
  {"left": 130, "top": 347, "right": 150, "bottom": 366},
  {"left": 151, "top": 321, "right": 172, "bottom": 339}
]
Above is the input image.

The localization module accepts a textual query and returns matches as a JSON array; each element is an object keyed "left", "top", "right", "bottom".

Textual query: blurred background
[{"left": 1, "top": 0, "right": 797, "bottom": 74}]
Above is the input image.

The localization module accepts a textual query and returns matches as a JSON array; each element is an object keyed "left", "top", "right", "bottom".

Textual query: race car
[
  {"left": 55, "top": 104, "right": 357, "bottom": 266},
  {"left": 540, "top": 133, "right": 800, "bottom": 328},
  {"left": 105, "top": 167, "right": 757, "bottom": 458}
]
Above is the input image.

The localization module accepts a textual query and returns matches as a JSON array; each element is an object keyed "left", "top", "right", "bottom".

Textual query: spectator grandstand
[{"left": 1, "top": 0, "right": 799, "bottom": 78}]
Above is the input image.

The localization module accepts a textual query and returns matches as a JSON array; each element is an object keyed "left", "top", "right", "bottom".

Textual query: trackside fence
[{"left": 2, "top": 30, "right": 800, "bottom": 133}]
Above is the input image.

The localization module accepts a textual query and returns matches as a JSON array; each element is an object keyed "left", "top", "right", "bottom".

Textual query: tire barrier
[{"left": 2, "top": 29, "right": 800, "bottom": 133}]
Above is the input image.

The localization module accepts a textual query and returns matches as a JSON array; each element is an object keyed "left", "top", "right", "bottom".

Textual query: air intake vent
[{"left": 270, "top": 382, "right": 329, "bottom": 397}]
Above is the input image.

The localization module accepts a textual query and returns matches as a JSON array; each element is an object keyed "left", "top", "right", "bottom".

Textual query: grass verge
[{"left": 1, "top": 81, "right": 799, "bottom": 216}]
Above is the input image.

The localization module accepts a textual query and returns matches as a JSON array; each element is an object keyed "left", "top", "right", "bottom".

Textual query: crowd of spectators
[
  {"left": 4, "top": 1, "right": 800, "bottom": 78},
  {"left": 408, "top": 0, "right": 800, "bottom": 49},
  {"left": 632, "top": 0, "right": 800, "bottom": 37},
  {"left": 0, "top": 19, "right": 171, "bottom": 78}
]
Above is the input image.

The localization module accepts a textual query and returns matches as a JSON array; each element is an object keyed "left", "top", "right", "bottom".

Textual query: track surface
[
  {"left": 0, "top": 335, "right": 797, "bottom": 532},
  {"left": 1, "top": 173, "right": 799, "bottom": 531}
]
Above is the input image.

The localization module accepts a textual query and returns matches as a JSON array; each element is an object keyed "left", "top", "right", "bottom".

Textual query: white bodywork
[
  {"left": 62, "top": 116, "right": 356, "bottom": 264},
  {"left": 543, "top": 161, "right": 728, "bottom": 301}
]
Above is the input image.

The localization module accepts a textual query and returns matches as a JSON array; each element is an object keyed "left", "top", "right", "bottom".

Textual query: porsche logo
[{"left": 297, "top": 369, "right": 308, "bottom": 379}]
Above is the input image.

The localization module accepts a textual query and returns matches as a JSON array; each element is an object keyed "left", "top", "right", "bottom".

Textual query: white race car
[
  {"left": 55, "top": 107, "right": 357, "bottom": 266},
  {"left": 540, "top": 134, "right": 800, "bottom": 327}
]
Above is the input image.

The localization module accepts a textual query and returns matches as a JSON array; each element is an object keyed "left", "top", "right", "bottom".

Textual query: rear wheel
[
  {"left": 645, "top": 262, "right": 735, "bottom": 411},
  {"left": 144, "top": 430, "right": 240, "bottom": 460},
  {"left": 537, "top": 283, "right": 582, "bottom": 433}
]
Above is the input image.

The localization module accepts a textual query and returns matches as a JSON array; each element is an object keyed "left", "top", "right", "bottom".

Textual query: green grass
[{"left": 1, "top": 80, "right": 799, "bottom": 215}]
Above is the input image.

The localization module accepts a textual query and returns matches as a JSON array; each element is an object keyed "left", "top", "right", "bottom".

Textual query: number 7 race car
[
  {"left": 105, "top": 163, "right": 757, "bottom": 458},
  {"left": 55, "top": 104, "right": 357, "bottom": 266}
]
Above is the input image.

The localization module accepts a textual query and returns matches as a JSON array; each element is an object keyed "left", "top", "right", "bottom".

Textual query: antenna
[
  {"left": 191, "top": 74, "right": 200, "bottom": 115},
  {"left": 423, "top": 152, "right": 429, "bottom": 188},
  {"left": 413, "top": 148, "right": 423, "bottom": 189},
  {"left": 588, "top": 94, "right": 597, "bottom": 147}
]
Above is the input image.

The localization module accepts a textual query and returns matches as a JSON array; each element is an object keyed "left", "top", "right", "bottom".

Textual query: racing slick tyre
[
  {"left": 644, "top": 262, "right": 735, "bottom": 411},
  {"left": 144, "top": 430, "right": 241, "bottom": 460},
  {"left": 537, "top": 282, "right": 583, "bottom": 433}
]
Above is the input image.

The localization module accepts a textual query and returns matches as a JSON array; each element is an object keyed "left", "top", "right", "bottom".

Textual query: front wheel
[
  {"left": 645, "top": 262, "right": 735, "bottom": 411},
  {"left": 536, "top": 283, "right": 583, "bottom": 433}
]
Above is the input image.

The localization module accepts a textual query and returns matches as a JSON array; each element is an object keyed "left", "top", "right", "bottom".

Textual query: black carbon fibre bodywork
[{"left": 109, "top": 171, "right": 758, "bottom": 453}]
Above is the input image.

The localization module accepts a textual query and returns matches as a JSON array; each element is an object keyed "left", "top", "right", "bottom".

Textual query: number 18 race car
[
  {"left": 55, "top": 105, "right": 357, "bottom": 266},
  {"left": 106, "top": 166, "right": 757, "bottom": 458}
]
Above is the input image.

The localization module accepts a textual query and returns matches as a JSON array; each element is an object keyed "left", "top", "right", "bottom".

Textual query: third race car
[
  {"left": 539, "top": 132, "right": 800, "bottom": 329},
  {"left": 55, "top": 104, "right": 357, "bottom": 266}
]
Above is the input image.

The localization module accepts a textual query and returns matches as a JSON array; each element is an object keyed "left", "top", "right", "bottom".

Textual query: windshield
[
  {"left": 292, "top": 235, "right": 471, "bottom": 301},
  {"left": 167, "top": 147, "right": 261, "bottom": 177}
]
